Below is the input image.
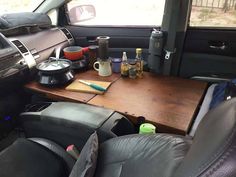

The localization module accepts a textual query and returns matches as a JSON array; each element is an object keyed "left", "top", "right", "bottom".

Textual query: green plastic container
[{"left": 139, "top": 123, "right": 156, "bottom": 134}]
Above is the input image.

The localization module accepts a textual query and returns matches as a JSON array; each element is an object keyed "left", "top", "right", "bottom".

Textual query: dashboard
[{"left": 0, "top": 27, "right": 74, "bottom": 90}]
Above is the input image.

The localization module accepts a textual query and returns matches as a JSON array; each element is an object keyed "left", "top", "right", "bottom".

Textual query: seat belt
[{"left": 163, "top": 0, "right": 181, "bottom": 75}]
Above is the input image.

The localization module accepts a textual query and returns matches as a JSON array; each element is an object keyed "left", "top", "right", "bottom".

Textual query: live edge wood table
[{"left": 24, "top": 70, "right": 207, "bottom": 135}]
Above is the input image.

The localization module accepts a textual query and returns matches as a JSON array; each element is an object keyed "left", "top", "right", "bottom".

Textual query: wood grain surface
[
  {"left": 25, "top": 70, "right": 207, "bottom": 134},
  {"left": 66, "top": 80, "right": 112, "bottom": 94},
  {"left": 88, "top": 72, "right": 207, "bottom": 134},
  {"left": 24, "top": 70, "right": 120, "bottom": 103}
]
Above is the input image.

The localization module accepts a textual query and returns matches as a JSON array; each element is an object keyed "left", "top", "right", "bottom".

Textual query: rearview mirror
[{"left": 69, "top": 5, "right": 96, "bottom": 24}]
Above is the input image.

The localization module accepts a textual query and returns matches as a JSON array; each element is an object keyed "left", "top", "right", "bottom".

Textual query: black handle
[
  {"left": 209, "top": 41, "right": 227, "bottom": 50},
  {"left": 87, "top": 36, "right": 97, "bottom": 43}
]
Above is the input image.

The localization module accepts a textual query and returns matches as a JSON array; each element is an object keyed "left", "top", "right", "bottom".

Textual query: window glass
[
  {"left": 48, "top": 9, "right": 58, "bottom": 26},
  {"left": 67, "top": 0, "right": 166, "bottom": 27},
  {"left": 190, "top": 0, "right": 236, "bottom": 27},
  {"left": 0, "top": 0, "right": 44, "bottom": 14}
]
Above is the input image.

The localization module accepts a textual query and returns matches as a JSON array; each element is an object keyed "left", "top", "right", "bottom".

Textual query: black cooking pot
[{"left": 36, "top": 57, "right": 74, "bottom": 86}]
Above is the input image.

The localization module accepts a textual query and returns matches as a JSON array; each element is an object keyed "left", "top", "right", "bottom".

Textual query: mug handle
[{"left": 93, "top": 61, "right": 99, "bottom": 71}]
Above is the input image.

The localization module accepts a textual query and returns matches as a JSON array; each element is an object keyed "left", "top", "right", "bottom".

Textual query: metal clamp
[{"left": 164, "top": 49, "right": 176, "bottom": 60}]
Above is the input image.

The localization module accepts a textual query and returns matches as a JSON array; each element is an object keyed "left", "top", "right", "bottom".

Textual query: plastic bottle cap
[
  {"left": 139, "top": 123, "right": 156, "bottom": 134},
  {"left": 129, "top": 61, "right": 136, "bottom": 65},
  {"left": 122, "top": 52, "right": 128, "bottom": 61}
]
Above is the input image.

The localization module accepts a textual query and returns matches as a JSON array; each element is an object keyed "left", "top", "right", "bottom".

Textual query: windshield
[{"left": 0, "top": 0, "right": 44, "bottom": 14}]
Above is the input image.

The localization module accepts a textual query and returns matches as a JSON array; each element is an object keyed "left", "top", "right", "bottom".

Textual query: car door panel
[
  {"left": 180, "top": 53, "right": 236, "bottom": 78},
  {"left": 179, "top": 29, "right": 236, "bottom": 78},
  {"left": 66, "top": 26, "right": 152, "bottom": 58}
]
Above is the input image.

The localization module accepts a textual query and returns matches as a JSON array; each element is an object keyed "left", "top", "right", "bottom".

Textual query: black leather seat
[
  {"left": 95, "top": 134, "right": 191, "bottom": 177},
  {"left": 1, "top": 98, "right": 236, "bottom": 177},
  {"left": 0, "top": 138, "right": 73, "bottom": 177},
  {"left": 95, "top": 94, "right": 236, "bottom": 177}
]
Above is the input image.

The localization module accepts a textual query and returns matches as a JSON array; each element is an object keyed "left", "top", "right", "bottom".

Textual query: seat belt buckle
[
  {"left": 164, "top": 49, "right": 176, "bottom": 60},
  {"left": 66, "top": 144, "right": 80, "bottom": 159}
]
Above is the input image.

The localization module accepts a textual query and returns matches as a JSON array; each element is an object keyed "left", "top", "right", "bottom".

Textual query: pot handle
[{"left": 93, "top": 61, "right": 100, "bottom": 71}]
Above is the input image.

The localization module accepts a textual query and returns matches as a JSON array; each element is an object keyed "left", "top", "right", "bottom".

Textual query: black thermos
[
  {"left": 97, "top": 36, "right": 110, "bottom": 60},
  {"left": 147, "top": 30, "right": 164, "bottom": 74}
]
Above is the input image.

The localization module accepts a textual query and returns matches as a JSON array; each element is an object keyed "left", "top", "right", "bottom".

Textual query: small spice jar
[
  {"left": 111, "top": 58, "right": 122, "bottom": 73},
  {"left": 129, "top": 61, "right": 137, "bottom": 79}
]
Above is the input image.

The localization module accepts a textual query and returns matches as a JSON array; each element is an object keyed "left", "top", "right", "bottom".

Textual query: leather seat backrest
[{"left": 174, "top": 98, "right": 236, "bottom": 177}]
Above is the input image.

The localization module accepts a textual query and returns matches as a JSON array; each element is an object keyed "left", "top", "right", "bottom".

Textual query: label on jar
[{"left": 121, "top": 63, "right": 129, "bottom": 77}]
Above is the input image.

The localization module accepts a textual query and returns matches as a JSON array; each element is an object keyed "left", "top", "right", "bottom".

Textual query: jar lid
[
  {"left": 129, "top": 61, "right": 136, "bottom": 65},
  {"left": 112, "top": 58, "right": 122, "bottom": 63},
  {"left": 136, "top": 48, "right": 142, "bottom": 54},
  {"left": 97, "top": 36, "right": 110, "bottom": 41}
]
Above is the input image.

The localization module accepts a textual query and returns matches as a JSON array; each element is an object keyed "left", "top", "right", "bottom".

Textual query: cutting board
[{"left": 65, "top": 80, "right": 112, "bottom": 94}]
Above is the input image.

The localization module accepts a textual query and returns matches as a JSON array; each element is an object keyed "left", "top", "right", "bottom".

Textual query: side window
[
  {"left": 190, "top": 0, "right": 236, "bottom": 27},
  {"left": 66, "top": 0, "right": 166, "bottom": 27},
  {"left": 47, "top": 9, "right": 58, "bottom": 26}
]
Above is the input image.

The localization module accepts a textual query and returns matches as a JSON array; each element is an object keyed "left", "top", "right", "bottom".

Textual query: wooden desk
[
  {"left": 24, "top": 70, "right": 120, "bottom": 103},
  {"left": 25, "top": 71, "right": 207, "bottom": 135},
  {"left": 88, "top": 73, "right": 207, "bottom": 134}
]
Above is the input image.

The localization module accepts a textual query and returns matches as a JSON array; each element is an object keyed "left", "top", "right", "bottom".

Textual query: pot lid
[{"left": 37, "top": 58, "right": 71, "bottom": 71}]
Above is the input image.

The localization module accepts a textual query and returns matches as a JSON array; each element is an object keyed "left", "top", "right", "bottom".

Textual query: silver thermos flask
[{"left": 147, "top": 30, "right": 164, "bottom": 74}]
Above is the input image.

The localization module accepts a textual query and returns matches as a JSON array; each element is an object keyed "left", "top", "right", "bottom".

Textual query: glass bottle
[
  {"left": 129, "top": 61, "right": 137, "bottom": 79},
  {"left": 121, "top": 52, "right": 129, "bottom": 77},
  {"left": 135, "top": 48, "right": 144, "bottom": 78}
]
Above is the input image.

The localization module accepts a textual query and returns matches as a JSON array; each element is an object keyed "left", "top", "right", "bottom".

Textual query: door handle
[
  {"left": 88, "top": 39, "right": 97, "bottom": 43},
  {"left": 209, "top": 41, "right": 227, "bottom": 50},
  {"left": 87, "top": 36, "right": 97, "bottom": 43}
]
